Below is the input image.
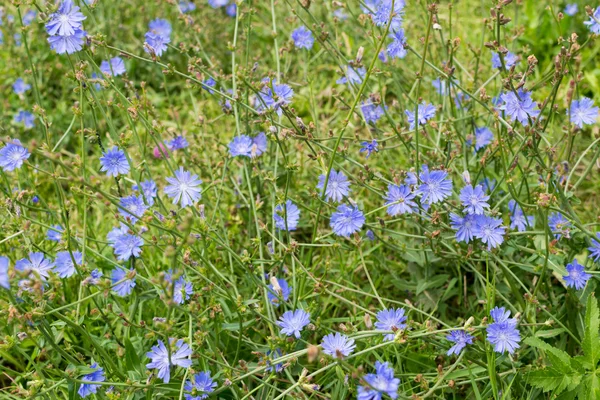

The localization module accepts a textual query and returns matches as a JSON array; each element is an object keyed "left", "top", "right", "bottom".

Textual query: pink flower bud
[{"left": 153, "top": 143, "right": 169, "bottom": 159}]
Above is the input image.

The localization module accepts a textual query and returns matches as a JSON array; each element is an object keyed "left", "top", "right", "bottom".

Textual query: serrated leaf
[
  {"left": 524, "top": 336, "right": 573, "bottom": 374},
  {"left": 582, "top": 294, "right": 600, "bottom": 367},
  {"left": 526, "top": 368, "right": 574, "bottom": 395},
  {"left": 577, "top": 374, "right": 600, "bottom": 400}
]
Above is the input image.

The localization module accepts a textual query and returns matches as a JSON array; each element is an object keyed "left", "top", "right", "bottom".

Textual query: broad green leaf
[
  {"left": 124, "top": 338, "right": 143, "bottom": 375},
  {"left": 524, "top": 336, "right": 573, "bottom": 374},
  {"left": 582, "top": 294, "right": 600, "bottom": 367},
  {"left": 526, "top": 369, "right": 574, "bottom": 395},
  {"left": 416, "top": 274, "right": 449, "bottom": 295},
  {"left": 556, "top": 390, "right": 577, "bottom": 400},
  {"left": 535, "top": 328, "right": 566, "bottom": 339},
  {"left": 577, "top": 374, "right": 600, "bottom": 400}
]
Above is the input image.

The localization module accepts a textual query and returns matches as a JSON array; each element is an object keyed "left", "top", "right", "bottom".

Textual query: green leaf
[
  {"left": 582, "top": 294, "right": 600, "bottom": 367},
  {"left": 124, "top": 338, "right": 143, "bottom": 375},
  {"left": 524, "top": 336, "right": 573, "bottom": 374},
  {"left": 535, "top": 328, "right": 566, "bottom": 339},
  {"left": 556, "top": 389, "right": 578, "bottom": 400},
  {"left": 577, "top": 374, "right": 600, "bottom": 400},
  {"left": 526, "top": 369, "right": 574, "bottom": 395}
]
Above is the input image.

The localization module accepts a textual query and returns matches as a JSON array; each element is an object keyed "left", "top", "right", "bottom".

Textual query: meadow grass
[{"left": 1, "top": 0, "right": 600, "bottom": 399}]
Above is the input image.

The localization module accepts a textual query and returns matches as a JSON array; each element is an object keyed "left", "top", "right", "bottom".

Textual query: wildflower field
[{"left": 3, "top": 0, "right": 600, "bottom": 398}]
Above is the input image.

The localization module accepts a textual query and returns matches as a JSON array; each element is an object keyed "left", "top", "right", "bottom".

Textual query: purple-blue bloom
[
  {"left": 99, "top": 147, "right": 129, "bottom": 177},
  {"left": 46, "top": 0, "right": 86, "bottom": 36},
  {"left": 486, "top": 306, "right": 520, "bottom": 354},
  {"left": 405, "top": 102, "right": 436, "bottom": 130},
  {"left": 265, "top": 349, "right": 284, "bottom": 373},
  {"left": 0, "top": 256, "right": 10, "bottom": 289},
  {"left": 15, "top": 252, "right": 54, "bottom": 281},
  {"left": 119, "top": 195, "right": 149, "bottom": 224},
  {"left": 459, "top": 185, "right": 490, "bottom": 215},
  {"left": 146, "top": 339, "right": 192, "bottom": 383},
  {"left": 47, "top": 225, "right": 64, "bottom": 242},
  {"left": 54, "top": 251, "right": 82, "bottom": 278},
  {"left": 416, "top": 168, "right": 452, "bottom": 205},
  {"left": 77, "top": 363, "right": 105, "bottom": 398},
  {"left": 112, "top": 232, "right": 144, "bottom": 261},
  {"left": 361, "top": 102, "right": 385, "bottom": 124},
  {"left": 202, "top": 77, "right": 216, "bottom": 93},
  {"left": 446, "top": 330, "right": 474, "bottom": 356},
  {"left": 166, "top": 271, "right": 194, "bottom": 304},
  {"left": 168, "top": 136, "right": 189, "bottom": 151},
  {"left": 564, "top": 4, "right": 578, "bottom": 16},
  {"left": 450, "top": 213, "right": 477, "bottom": 243},
  {"left": 568, "top": 97, "right": 599, "bottom": 128},
  {"left": 500, "top": 89, "right": 540, "bottom": 125},
  {"left": 386, "top": 29, "right": 407, "bottom": 59},
  {"left": 473, "top": 215, "right": 505, "bottom": 250},
  {"left": 48, "top": 28, "right": 86, "bottom": 54},
  {"left": 274, "top": 200, "right": 300, "bottom": 231},
  {"left": 184, "top": 371, "right": 217, "bottom": 400},
  {"left": 405, "top": 171, "right": 417, "bottom": 186},
  {"left": 148, "top": 18, "right": 172, "bottom": 38},
  {"left": 357, "top": 361, "right": 400, "bottom": 400},
  {"left": 111, "top": 268, "right": 136, "bottom": 297},
  {"left": 366, "top": 230, "right": 376, "bottom": 241},
  {"left": 132, "top": 180, "right": 158, "bottom": 205},
  {"left": 226, "top": 3, "right": 237, "bottom": 17},
  {"left": 107, "top": 223, "right": 129, "bottom": 243},
  {"left": 371, "top": 0, "right": 405, "bottom": 31},
  {"left": 548, "top": 212, "right": 571, "bottom": 240},
  {"left": 474, "top": 127, "right": 494, "bottom": 151},
  {"left": 584, "top": 7, "right": 600, "bottom": 33},
  {"left": 100, "top": 57, "right": 126, "bottom": 76},
  {"left": 317, "top": 170, "right": 351, "bottom": 202},
  {"left": 228, "top": 133, "right": 267, "bottom": 158},
  {"left": 145, "top": 31, "right": 171, "bottom": 57},
  {"left": 383, "top": 184, "right": 417, "bottom": 216},
  {"left": 378, "top": 50, "right": 388, "bottom": 63},
  {"left": 588, "top": 233, "right": 600, "bottom": 262},
  {"left": 179, "top": 1, "right": 197, "bottom": 13},
  {"left": 257, "top": 82, "right": 294, "bottom": 115},
  {"left": 330, "top": 205, "right": 365, "bottom": 237},
  {"left": 480, "top": 177, "right": 497, "bottom": 193},
  {"left": 87, "top": 269, "right": 103, "bottom": 285},
  {"left": 337, "top": 64, "right": 366, "bottom": 85},
  {"left": 23, "top": 10, "right": 36, "bottom": 26},
  {"left": 0, "top": 139, "right": 30, "bottom": 172},
  {"left": 491, "top": 51, "right": 518, "bottom": 69},
  {"left": 165, "top": 167, "right": 203, "bottom": 208},
  {"left": 14, "top": 110, "right": 35, "bottom": 129},
  {"left": 277, "top": 309, "right": 310, "bottom": 338},
  {"left": 267, "top": 278, "right": 291, "bottom": 306},
  {"left": 208, "top": 0, "right": 229, "bottom": 7},
  {"left": 563, "top": 259, "right": 591, "bottom": 290},
  {"left": 375, "top": 308, "right": 407, "bottom": 341},
  {"left": 508, "top": 200, "right": 533, "bottom": 232},
  {"left": 360, "top": 140, "right": 379, "bottom": 158},
  {"left": 12, "top": 78, "right": 31, "bottom": 95},
  {"left": 321, "top": 332, "right": 356, "bottom": 358},
  {"left": 432, "top": 78, "right": 448, "bottom": 95},
  {"left": 291, "top": 26, "right": 314, "bottom": 49}
]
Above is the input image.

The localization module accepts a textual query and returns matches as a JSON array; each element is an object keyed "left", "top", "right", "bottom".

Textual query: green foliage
[{"left": 525, "top": 294, "right": 600, "bottom": 398}]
